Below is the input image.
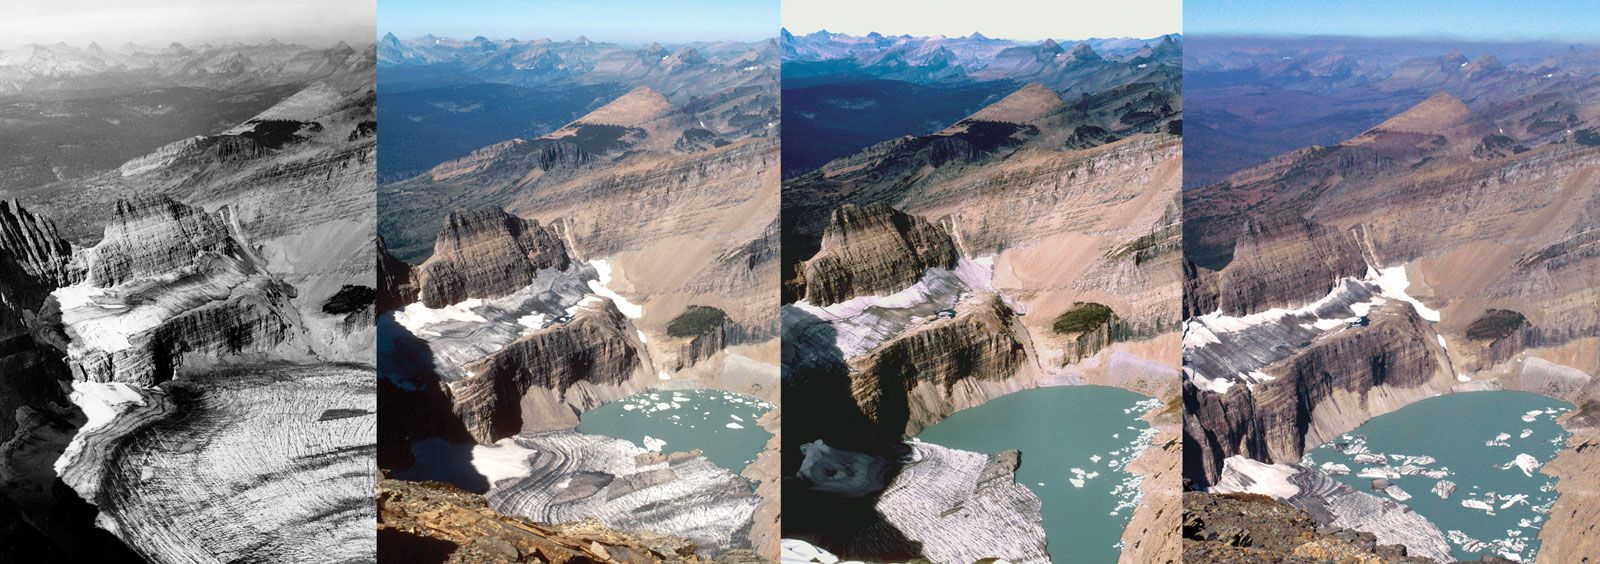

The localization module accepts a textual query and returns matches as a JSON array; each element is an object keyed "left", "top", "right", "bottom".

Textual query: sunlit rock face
[
  {"left": 416, "top": 208, "right": 570, "bottom": 308},
  {"left": 801, "top": 202, "right": 958, "bottom": 307}
]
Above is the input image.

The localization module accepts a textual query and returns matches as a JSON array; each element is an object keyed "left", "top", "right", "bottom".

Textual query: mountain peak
[
  {"left": 665, "top": 46, "right": 705, "bottom": 66},
  {"left": 970, "top": 32, "right": 990, "bottom": 41},
  {"left": 1370, "top": 93, "right": 1476, "bottom": 135},
  {"left": 575, "top": 86, "right": 674, "bottom": 127},
  {"left": 966, "top": 82, "right": 1065, "bottom": 124},
  {"left": 1068, "top": 42, "right": 1100, "bottom": 60},
  {"left": 1040, "top": 39, "right": 1064, "bottom": 54}
]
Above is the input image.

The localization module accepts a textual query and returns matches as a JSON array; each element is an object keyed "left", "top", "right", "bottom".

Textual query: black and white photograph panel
[{"left": 0, "top": 0, "right": 377, "bottom": 561}]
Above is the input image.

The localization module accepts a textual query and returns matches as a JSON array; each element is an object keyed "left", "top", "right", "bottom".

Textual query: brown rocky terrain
[
  {"left": 416, "top": 208, "right": 570, "bottom": 308},
  {"left": 379, "top": 72, "right": 780, "bottom": 560},
  {"left": 1183, "top": 59, "right": 1600, "bottom": 561},
  {"left": 800, "top": 202, "right": 957, "bottom": 307},
  {"left": 1182, "top": 491, "right": 1437, "bottom": 563},
  {"left": 781, "top": 71, "right": 1182, "bottom": 561}
]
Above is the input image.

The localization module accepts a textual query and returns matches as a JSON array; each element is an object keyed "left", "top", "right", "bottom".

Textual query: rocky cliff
[
  {"left": 847, "top": 294, "right": 1032, "bottom": 443},
  {"left": 0, "top": 200, "right": 80, "bottom": 337},
  {"left": 1185, "top": 300, "right": 1452, "bottom": 486},
  {"left": 1212, "top": 216, "right": 1367, "bottom": 317},
  {"left": 453, "top": 297, "right": 649, "bottom": 442},
  {"left": 799, "top": 203, "right": 958, "bottom": 306},
  {"left": 416, "top": 208, "right": 570, "bottom": 308},
  {"left": 58, "top": 195, "right": 306, "bottom": 386},
  {"left": 376, "top": 235, "right": 417, "bottom": 314}
]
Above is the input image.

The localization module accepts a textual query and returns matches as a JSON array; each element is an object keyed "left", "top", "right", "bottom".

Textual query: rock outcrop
[
  {"left": 416, "top": 208, "right": 570, "bottom": 308},
  {"left": 376, "top": 235, "right": 417, "bottom": 314},
  {"left": 453, "top": 297, "right": 648, "bottom": 442},
  {"left": 1206, "top": 456, "right": 1452, "bottom": 562},
  {"left": 800, "top": 203, "right": 958, "bottom": 307},
  {"left": 1184, "top": 300, "right": 1451, "bottom": 486},
  {"left": 1183, "top": 491, "right": 1437, "bottom": 563},
  {"left": 59, "top": 195, "right": 305, "bottom": 386},
  {"left": 847, "top": 294, "right": 1031, "bottom": 442},
  {"left": 1212, "top": 216, "right": 1366, "bottom": 316},
  {"left": 0, "top": 200, "right": 80, "bottom": 336}
]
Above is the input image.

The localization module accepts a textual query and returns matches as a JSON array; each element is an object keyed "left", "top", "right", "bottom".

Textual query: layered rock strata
[
  {"left": 0, "top": 200, "right": 80, "bottom": 335},
  {"left": 416, "top": 208, "right": 570, "bottom": 308},
  {"left": 800, "top": 203, "right": 958, "bottom": 307},
  {"left": 55, "top": 195, "right": 306, "bottom": 386},
  {"left": 454, "top": 297, "right": 650, "bottom": 442},
  {"left": 847, "top": 294, "right": 1032, "bottom": 442},
  {"left": 1184, "top": 298, "right": 1452, "bottom": 486}
]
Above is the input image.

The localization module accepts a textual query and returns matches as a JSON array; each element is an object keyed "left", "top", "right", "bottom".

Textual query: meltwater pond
[
  {"left": 914, "top": 385, "right": 1159, "bottom": 563},
  {"left": 1303, "top": 391, "right": 1571, "bottom": 562},
  {"left": 577, "top": 389, "right": 775, "bottom": 472}
]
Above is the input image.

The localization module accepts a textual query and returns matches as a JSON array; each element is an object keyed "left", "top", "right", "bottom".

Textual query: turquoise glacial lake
[
  {"left": 1303, "top": 391, "right": 1571, "bottom": 562},
  {"left": 914, "top": 385, "right": 1159, "bottom": 563},
  {"left": 577, "top": 389, "right": 775, "bottom": 473}
]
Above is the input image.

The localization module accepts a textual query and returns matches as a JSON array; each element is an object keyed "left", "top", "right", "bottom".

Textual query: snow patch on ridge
[{"left": 587, "top": 259, "right": 643, "bottom": 318}]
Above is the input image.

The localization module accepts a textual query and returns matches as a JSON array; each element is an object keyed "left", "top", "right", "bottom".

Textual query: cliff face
[
  {"left": 0, "top": 200, "right": 80, "bottom": 337},
  {"left": 1184, "top": 301, "right": 1451, "bottom": 486},
  {"left": 60, "top": 196, "right": 305, "bottom": 386},
  {"left": 453, "top": 297, "right": 648, "bottom": 443},
  {"left": 848, "top": 294, "right": 1031, "bottom": 442},
  {"left": 1213, "top": 217, "right": 1367, "bottom": 316},
  {"left": 376, "top": 235, "right": 417, "bottom": 314},
  {"left": 416, "top": 208, "right": 569, "bottom": 308},
  {"left": 801, "top": 203, "right": 958, "bottom": 306}
]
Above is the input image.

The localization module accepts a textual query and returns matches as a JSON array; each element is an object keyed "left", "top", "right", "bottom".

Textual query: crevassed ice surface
[
  {"left": 914, "top": 386, "right": 1159, "bottom": 563},
  {"left": 1302, "top": 391, "right": 1571, "bottom": 562},
  {"left": 576, "top": 389, "right": 775, "bottom": 472}
]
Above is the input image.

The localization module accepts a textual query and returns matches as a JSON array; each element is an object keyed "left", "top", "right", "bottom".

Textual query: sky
[
  {"left": 0, "top": 0, "right": 373, "bottom": 49},
  {"left": 782, "top": 0, "right": 1180, "bottom": 41},
  {"left": 1188, "top": 0, "right": 1600, "bottom": 42},
  {"left": 381, "top": 0, "right": 779, "bottom": 45}
]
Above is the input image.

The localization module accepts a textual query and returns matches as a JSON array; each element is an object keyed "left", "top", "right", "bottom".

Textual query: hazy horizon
[
  {"left": 1187, "top": 0, "right": 1600, "bottom": 43},
  {"left": 780, "top": 27, "right": 1178, "bottom": 43},
  {"left": 782, "top": 0, "right": 1180, "bottom": 41},
  {"left": 0, "top": 0, "right": 373, "bottom": 50},
  {"left": 380, "top": 0, "right": 778, "bottom": 45}
]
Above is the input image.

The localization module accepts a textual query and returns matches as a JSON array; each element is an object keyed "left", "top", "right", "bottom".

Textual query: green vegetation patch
[
  {"left": 1465, "top": 309, "right": 1527, "bottom": 341},
  {"left": 1052, "top": 302, "right": 1114, "bottom": 335},
  {"left": 666, "top": 305, "right": 728, "bottom": 338}
]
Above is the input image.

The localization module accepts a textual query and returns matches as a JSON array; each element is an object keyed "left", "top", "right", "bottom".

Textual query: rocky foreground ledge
[
  {"left": 1182, "top": 491, "right": 1439, "bottom": 563},
  {"left": 379, "top": 478, "right": 765, "bottom": 563}
]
